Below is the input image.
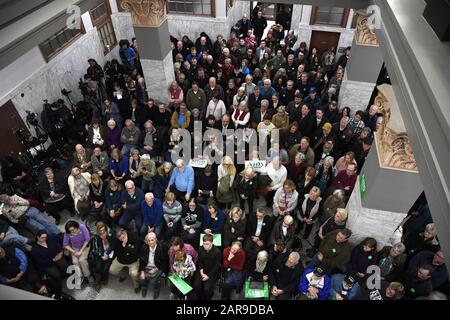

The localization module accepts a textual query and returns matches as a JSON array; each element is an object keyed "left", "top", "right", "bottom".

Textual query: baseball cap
[
  {"left": 344, "top": 274, "right": 356, "bottom": 286},
  {"left": 309, "top": 87, "right": 317, "bottom": 94}
]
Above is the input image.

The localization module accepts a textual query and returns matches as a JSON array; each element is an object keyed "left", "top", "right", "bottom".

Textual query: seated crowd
[{"left": 0, "top": 17, "right": 448, "bottom": 300}]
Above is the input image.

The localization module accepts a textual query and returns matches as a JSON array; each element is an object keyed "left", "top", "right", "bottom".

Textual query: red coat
[{"left": 223, "top": 247, "right": 246, "bottom": 271}]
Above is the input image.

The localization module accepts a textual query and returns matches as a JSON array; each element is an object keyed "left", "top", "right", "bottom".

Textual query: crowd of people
[{"left": 0, "top": 11, "right": 448, "bottom": 301}]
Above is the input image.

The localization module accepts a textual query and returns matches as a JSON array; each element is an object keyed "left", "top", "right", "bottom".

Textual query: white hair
[
  {"left": 257, "top": 250, "right": 268, "bottom": 261},
  {"left": 175, "top": 159, "right": 185, "bottom": 167},
  {"left": 283, "top": 215, "right": 294, "bottom": 225},
  {"left": 145, "top": 193, "right": 154, "bottom": 201},
  {"left": 289, "top": 251, "right": 300, "bottom": 263},
  {"left": 264, "top": 79, "right": 271, "bottom": 85},
  {"left": 145, "top": 232, "right": 157, "bottom": 243}
]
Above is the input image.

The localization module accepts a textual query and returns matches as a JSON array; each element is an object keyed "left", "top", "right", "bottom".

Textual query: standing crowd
[{"left": 0, "top": 11, "right": 448, "bottom": 300}]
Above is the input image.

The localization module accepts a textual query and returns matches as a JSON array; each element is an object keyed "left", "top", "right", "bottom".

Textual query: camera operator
[
  {"left": 80, "top": 75, "right": 102, "bottom": 118},
  {"left": 41, "top": 100, "right": 71, "bottom": 147},
  {"left": 104, "top": 60, "right": 127, "bottom": 95},
  {"left": 0, "top": 156, "right": 31, "bottom": 196},
  {"left": 111, "top": 82, "right": 131, "bottom": 123}
]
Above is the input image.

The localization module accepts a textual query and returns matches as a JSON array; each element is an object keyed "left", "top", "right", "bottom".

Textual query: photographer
[{"left": 1, "top": 156, "right": 31, "bottom": 196}]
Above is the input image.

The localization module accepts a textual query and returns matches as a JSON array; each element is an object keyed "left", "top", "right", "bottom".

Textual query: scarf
[
  {"left": 255, "top": 260, "right": 267, "bottom": 273},
  {"left": 278, "top": 191, "right": 293, "bottom": 211},
  {"left": 74, "top": 176, "right": 89, "bottom": 198}
]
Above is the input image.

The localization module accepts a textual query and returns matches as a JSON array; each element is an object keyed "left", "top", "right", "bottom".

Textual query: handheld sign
[
  {"left": 199, "top": 233, "right": 222, "bottom": 247},
  {"left": 245, "top": 160, "right": 266, "bottom": 173},
  {"left": 189, "top": 159, "right": 208, "bottom": 168},
  {"left": 244, "top": 281, "right": 269, "bottom": 299},
  {"left": 168, "top": 275, "right": 193, "bottom": 296}
]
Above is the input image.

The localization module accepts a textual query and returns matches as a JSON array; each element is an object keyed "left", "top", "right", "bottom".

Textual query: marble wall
[
  {"left": 346, "top": 175, "right": 407, "bottom": 249},
  {"left": 141, "top": 51, "right": 175, "bottom": 104},
  {"left": 338, "top": 77, "right": 376, "bottom": 114},
  {"left": 111, "top": 12, "right": 136, "bottom": 42},
  {"left": 0, "top": 10, "right": 136, "bottom": 126},
  {"left": 167, "top": 0, "right": 249, "bottom": 42}
]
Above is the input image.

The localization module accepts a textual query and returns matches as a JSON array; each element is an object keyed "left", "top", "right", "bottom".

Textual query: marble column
[
  {"left": 339, "top": 10, "right": 383, "bottom": 112},
  {"left": 346, "top": 84, "right": 422, "bottom": 247},
  {"left": 338, "top": 73, "right": 375, "bottom": 114},
  {"left": 117, "top": 0, "right": 174, "bottom": 103}
]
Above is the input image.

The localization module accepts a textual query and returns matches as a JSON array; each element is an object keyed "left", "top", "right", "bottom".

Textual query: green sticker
[
  {"left": 110, "top": 193, "right": 113, "bottom": 197},
  {"left": 332, "top": 248, "right": 337, "bottom": 253},
  {"left": 368, "top": 255, "right": 373, "bottom": 260},
  {"left": 410, "top": 288, "right": 416, "bottom": 293},
  {"left": 263, "top": 223, "right": 266, "bottom": 226}
]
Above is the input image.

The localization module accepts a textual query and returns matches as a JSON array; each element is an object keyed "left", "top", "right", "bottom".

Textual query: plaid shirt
[{"left": 349, "top": 118, "right": 366, "bottom": 135}]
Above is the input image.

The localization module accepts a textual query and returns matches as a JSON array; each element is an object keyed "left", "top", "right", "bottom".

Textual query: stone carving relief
[
  {"left": 118, "top": 0, "right": 166, "bottom": 27},
  {"left": 354, "top": 10, "right": 379, "bottom": 47},
  {"left": 375, "top": 84, "right": 418, "bottom": 172}
]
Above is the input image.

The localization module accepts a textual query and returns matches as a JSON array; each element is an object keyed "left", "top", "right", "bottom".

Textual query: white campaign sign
[
  {"left": 245, "top": 160, "right": 266, "bottom": 173},
  {"left": 189, "top": 159, "right": 208, "bottom": 168}
]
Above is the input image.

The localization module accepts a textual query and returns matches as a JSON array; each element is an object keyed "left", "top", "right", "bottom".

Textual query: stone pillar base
[
  {"left": 338, "top": 76, "right": 376, "bottom": 114},
  {"left": 141, "top": 51, "right": 174, "bottom": 104},
  {"left": 346, "top": 175, "right": 407, "bottom": 248}
]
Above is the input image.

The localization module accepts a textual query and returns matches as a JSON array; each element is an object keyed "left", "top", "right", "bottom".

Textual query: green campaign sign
[
  {"left": 244, "top": 281, "right": 269, "bottom": 299},
  {"left": 360, "top": 173, "right": 367, "bottom": 199},
  {"left": 199, "top": 233, "right": 222, "bottom": 247},
  {"left": 168, "top": 275, "right": 193, "bottom": 296}
]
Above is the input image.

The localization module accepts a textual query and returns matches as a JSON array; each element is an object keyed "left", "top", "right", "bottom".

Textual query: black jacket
[
  {"left": 297, "top": 114, "right": 315, "bottom": 140},
  {"left": 197, "top": 245, "right": 221, "bottom": 280},
  {"left": 246, "top": 213, "right": 274, "bottom": 244},
  {"left": 139, "top": 241, "right": 169, "bottom": 275},
  {"left": 246, "top": 254, "right": 272, "bottom": 282},
  {"left": 237, "top": 176, "right": 257, "bottom": 198},
  {"left": 270, "top": 253, "right": 304, "bottom": 296},
  {"left": 38, "top": 174, "right": 70, "bottom": 203},
  {"left": 116, "top": 233, "right": 141, "bottom": 265}
]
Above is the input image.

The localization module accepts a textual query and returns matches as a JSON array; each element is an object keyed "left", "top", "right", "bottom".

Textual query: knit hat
[{"left": 323, "top": 122, "right": 333, "bottom": 130}]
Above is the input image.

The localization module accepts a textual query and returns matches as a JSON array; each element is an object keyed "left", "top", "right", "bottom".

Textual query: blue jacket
[
  {"left": 202, "top": 209, "right": 225, "bottom": 234},
  {"left": 299, "top": 268, "right": 331, "bottom": 300},
  {"left": 168, "top": 165, "right": 195, "bottom": 195},
  {"left": 105, "top": 187, "right": 122, "bottom": 211},
  {"left": 303, "top": 95, "right": 322, "bottom": 113},
  {"left": 109, "top": 156, "right": 129, "bottom": 177},
  {"left": 409, "top": 250, "right": 449, "bottom": 289},
  {"left": 330, "top": 273, "right": 360, "bottom": 300},
  {"left": 259, "top": 85, "right": 276, "bottom": 100},
  {"left": 141, "top": 198, "right": 163, "bottom": 228},
  {"left": 121, "top": 187, "right": 145, "bottom": 213},
  {"left": 0, "top": 246, "right": 28, "bottom": 284}
]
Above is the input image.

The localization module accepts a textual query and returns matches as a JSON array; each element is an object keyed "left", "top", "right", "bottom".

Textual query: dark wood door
[
  {"left": 0, "top": 100, "right": 29, "bottom": 158},
  {"left": 310, "top": 31, "right": 341, "bottom": 55}
]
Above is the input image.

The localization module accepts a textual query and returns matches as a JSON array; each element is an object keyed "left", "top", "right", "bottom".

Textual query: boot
[
  {"left": 153, "top": 281, "right": 161, "bottom": 299},
  {"left": 141, "top": 287, "right": 148, "bottom": 298}
]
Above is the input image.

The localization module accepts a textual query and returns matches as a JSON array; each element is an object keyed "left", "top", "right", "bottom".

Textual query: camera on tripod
[{"left": 25, "top": 110, "right": 39, "bottom": 127}]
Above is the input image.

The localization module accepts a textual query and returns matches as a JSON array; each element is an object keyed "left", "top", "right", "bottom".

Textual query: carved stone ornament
[
  {"left": 118, "top": 0, "right": 166, "bottom": 27},
  {"left": 374, "top": 84, "right": 418, "bottom": 172},
  {"left": 354, "top": 9, "right": 379, "bottom": 47}
]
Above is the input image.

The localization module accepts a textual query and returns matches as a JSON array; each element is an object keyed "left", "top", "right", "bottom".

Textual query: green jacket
[
  {"left": 137, "top": 160, "right": 156, "bottom": 181},
  {"left": 186, "top": 88, "right": 207, "bottom": 112},
  {"left": 319, "top": 229, "right": 352, "bottom": 270}
]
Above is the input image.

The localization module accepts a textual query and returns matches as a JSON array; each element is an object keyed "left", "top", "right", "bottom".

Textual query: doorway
[
  {"left": 310, "top": 30, "right": 341, "bottom": 55},
  {"left": 0, "top": 100, "right": 29, "bottom": 158},
  {"left": 251, "top": 2, "right": 293, "bottom": 39}
]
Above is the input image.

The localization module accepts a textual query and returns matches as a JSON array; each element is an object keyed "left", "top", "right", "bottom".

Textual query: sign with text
[
  {"left": 168, "top": 275, "right": 193, "bottom": 296},
  {"left": 189, "top": 159, "right": 208, "bottom": 168},
  {"left": 245, "top": 160, "right": 266, "bottom": 173},
  {"left": 244, "top": 281, "right": 269, "bottom": 299},
  {"left": 360, "top": 173, "right": 367, "bottom": 199}
]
